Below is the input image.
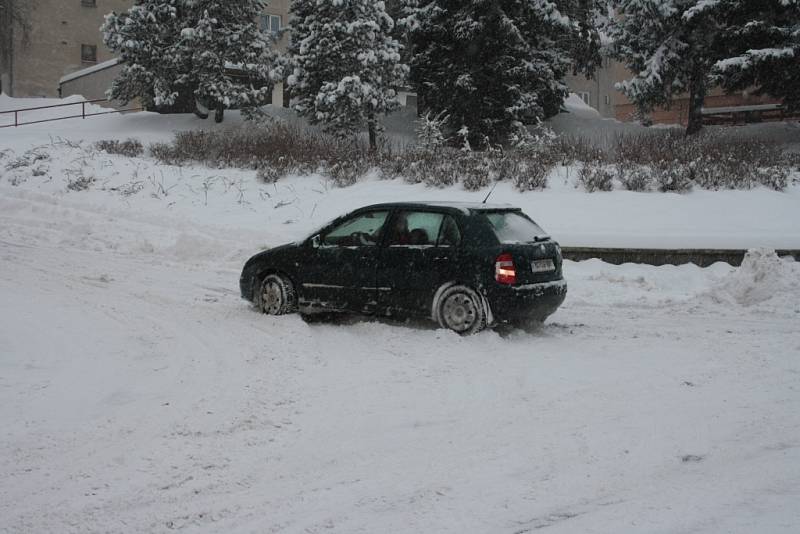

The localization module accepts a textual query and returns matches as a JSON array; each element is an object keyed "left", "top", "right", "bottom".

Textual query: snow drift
[{"left": 708, "top": 248, "right": 800, "bottom": 307}]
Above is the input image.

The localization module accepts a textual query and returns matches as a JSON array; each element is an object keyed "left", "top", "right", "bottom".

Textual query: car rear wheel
[
  {"left": 437, "top": 285, "right": 486, "bottom": 335},
  {"left": 256, "top": 274, "right": 297, "bottom": 315}
]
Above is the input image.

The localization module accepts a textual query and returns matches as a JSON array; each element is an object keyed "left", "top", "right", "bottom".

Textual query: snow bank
[
  {"left": 707, "top": 248, "right": 800, "bottom": 307},
  {"left": 562, "top": 93, "right": 602, "bottom": 119},
  {"left": 548, "top": 102, "right": 658, "bottom": 146}
]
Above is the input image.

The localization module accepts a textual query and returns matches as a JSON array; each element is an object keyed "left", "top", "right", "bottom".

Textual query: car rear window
[{"left": 483, "top": 211, "right": 547, "bottom": 243}]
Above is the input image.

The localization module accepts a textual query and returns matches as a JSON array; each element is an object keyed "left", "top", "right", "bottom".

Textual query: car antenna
[{"left": 482, "top": 181, "right": 498, "bottom": 204}]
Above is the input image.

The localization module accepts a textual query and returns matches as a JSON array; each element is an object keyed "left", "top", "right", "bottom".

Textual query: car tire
[
  {"left": 256, "top": 274, "right": 297, "bottom": 315},
  {"left": 436, "top": 285, "right": 486, "bottom": 335}
]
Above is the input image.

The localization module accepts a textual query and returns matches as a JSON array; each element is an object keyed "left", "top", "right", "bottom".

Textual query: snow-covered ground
[{"left": 2, "top": 97, "right": 800, "bottom": 533}]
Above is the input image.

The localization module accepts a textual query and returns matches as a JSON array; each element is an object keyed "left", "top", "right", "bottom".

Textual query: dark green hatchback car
[{"left": 240, "top": 202, "right": 567, "bottom": 334}]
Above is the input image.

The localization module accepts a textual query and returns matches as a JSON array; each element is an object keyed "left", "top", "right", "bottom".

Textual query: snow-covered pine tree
[
  {"left": 710, "top": 0, "right": 800, "bottom": 112},
  {"left": 561, "top": 0, "right": 606, "bottom": 79},
  {"left": 606, "top": 0, "right": 726, "bottom": 136},
  {"left": 403, "top": 0, "right": 600, "bottom": 147},
  {"left": 287, "top": 0, "right": 408, "bottom": 150},
  {"left": 182, "top": 0, "right": 278, "bottom": 123},
  {"left": 102, "top": 0, "right": 198, "bottom": 113}
]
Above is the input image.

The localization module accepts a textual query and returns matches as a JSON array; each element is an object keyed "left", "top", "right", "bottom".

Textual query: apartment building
[
  {"left": 1, "top": 0, "right": 290, "bottom": 103},
  {"left": 1, "top": 0, "right": 130, "bottom": 97},
  {"left": 567, "top": 56, "right": 785, "bottom": 127},
  {"left": 564, "top": 57, "right": 620, "bottom": 119},
  {"left": 613, "top": 84, "right": 783, "bottom": 126}
]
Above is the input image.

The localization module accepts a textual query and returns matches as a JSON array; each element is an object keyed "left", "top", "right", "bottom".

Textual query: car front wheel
[
  {"left": 437, "top": 285, "right": 486, "bottom": 335},
  {"left": 256, "top": 274, "right": 297, "bottom": 315}
]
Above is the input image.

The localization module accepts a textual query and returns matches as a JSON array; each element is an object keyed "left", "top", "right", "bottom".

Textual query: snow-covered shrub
[
  {"left": 149, "top": 124, "right": 370, "bottom": 174},
  {"left": 415, "top": 112, "right": 449, "bottom": 151},
  {"left": 511, "top": 124, "right": 564, "bottom": 165},
  {"left": 256, "top": 167, "right": 280, "bottom": 184},
  {"left": 512, "top": 158, "right": 551, "bottom": 192},
  {"left": 578, "top": 160, "right": 614, "bottom": 192},
  {"left": 8, "top": 172, "right": 27, "bottom": 187},
  {"left": 5, "top": 149, "right": 50, "bottom": 170},
  {"left": 326, "top": 159, "right": 372, "bottom": 187},
  {"left": 257, "top": 157, "right": 300, "bottom": 183},
  {"left": 425, "top": 155, "right": 459, "bottom": 188},
  {"left": 118, "top": 180, "right": 145, "bottom": 196},
  {"left": 753, "top": 166, "right": 789, "bottom": 191},
  {"left": 488, "top": 154, "right": 518, "bottom": 183},
  {"left": 504, "top": 125, "right": 558, "bottom": 190},
  {"left": 552, "top": 135, "right": 606, "bottom": 166},
  {"left": 377, "top": 154, "right": 407, "bottom": 181},
  {"left": 611, "top": 130, "right": 790, "bottom": 192},
  {"left": 66, "top": 174, "right": 95, "bottom": 192},
  {"left": 616, "top": 163, "right": 651, "bottom": 192},
  {"left": 96, "top": 139, "right": 144, "bottom": 158},
  {"left": 457, "top": 126, "right": 472, "bottom": 152},
  {"left": 689, "top": 155, "right": 730, "bottom": 190},
  {"left": 653, "top": 161, "right": 693, "bottom": 193},
  {"left": 397, "top": 149, "right": 461, "bottom": 188},
  {"left": 400, "top": 151, "right": 429, "bottom": 184},
  {"left": 783, "top": 151, "right": 800, "bottom": 170},
  {"left": 148, "top": 142, "right": 180, "bottom": 165},
  {"left": 459, "top": 155, "right": 492, "bottom": 191}
]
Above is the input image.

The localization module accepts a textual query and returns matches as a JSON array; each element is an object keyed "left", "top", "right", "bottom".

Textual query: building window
[
  {"left": 260, "top": 14, "right": 282, "bottom": 36},
  {"left": 81, "top": 0, "right": 97, "bottom": 6},
  {"left": 577, "top": 91, "right": 591, "bottom": 106},
  {"left": 604, "top": 95, "right": 611, "bottom": 106},
  {"left": 81, "top": 44, "right": 97, "bottom": 63}
]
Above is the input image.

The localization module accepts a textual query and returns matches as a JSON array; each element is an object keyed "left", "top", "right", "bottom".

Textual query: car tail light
[{"left": 495, "top": 253, "right": 516, "bottom": 285}]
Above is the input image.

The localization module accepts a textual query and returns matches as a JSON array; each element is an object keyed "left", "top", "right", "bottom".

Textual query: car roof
[{"left": 357, "top": 201, "right": 520, "bottom": 215}]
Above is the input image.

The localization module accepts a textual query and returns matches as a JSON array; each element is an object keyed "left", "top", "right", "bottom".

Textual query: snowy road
[
  {"left": 2, "top": 187, "right": 799, "bottom": 533},
  {"left": 2, "top": 100, "right": 799, "bottom": 532}
]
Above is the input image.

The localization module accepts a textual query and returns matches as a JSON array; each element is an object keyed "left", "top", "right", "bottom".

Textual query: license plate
[{"left": 531, "top": 259, "right": 555, "bottom": 273}]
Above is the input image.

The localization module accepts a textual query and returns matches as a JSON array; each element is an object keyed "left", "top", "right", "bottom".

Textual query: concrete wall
[{"left": 59, "top": 60, "right": 126, "bottom": 108}]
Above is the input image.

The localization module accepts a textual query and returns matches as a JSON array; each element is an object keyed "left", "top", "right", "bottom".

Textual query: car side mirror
[{"left": 310, "top": 235, "right": 321, "bottom": 249}]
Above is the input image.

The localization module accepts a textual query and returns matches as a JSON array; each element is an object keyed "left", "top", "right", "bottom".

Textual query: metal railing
[{"left": 0, "top": 99, "right": 143, "bottom": 128}]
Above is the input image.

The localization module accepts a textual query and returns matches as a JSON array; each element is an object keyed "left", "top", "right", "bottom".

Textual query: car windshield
[{"left": 483, "top": 211, "right": 548, "bottom": 243}]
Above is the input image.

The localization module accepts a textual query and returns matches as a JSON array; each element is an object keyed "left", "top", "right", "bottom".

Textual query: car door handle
[{"left": 433, "top": 256, "right": 449, "bottom": 262}]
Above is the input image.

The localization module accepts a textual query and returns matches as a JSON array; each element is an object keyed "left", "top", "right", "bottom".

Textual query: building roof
[{"left": 59, "top": 58, "right": 121, "bottom": 85}]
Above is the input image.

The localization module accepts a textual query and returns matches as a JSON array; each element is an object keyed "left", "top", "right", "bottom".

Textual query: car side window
[
  {"left": 437, "top": 215, "right": 462, "bottom": 247},
  {"left": 386, "top": 211, "right": 444, "bottom": 247},
  {"left": 322, "top": 211, "right": 389, "bottom": 247}
]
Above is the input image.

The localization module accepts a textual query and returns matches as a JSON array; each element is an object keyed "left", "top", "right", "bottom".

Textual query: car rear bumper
[{"left": 487, "top": 279, "right": 567, "bottom": 324}]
